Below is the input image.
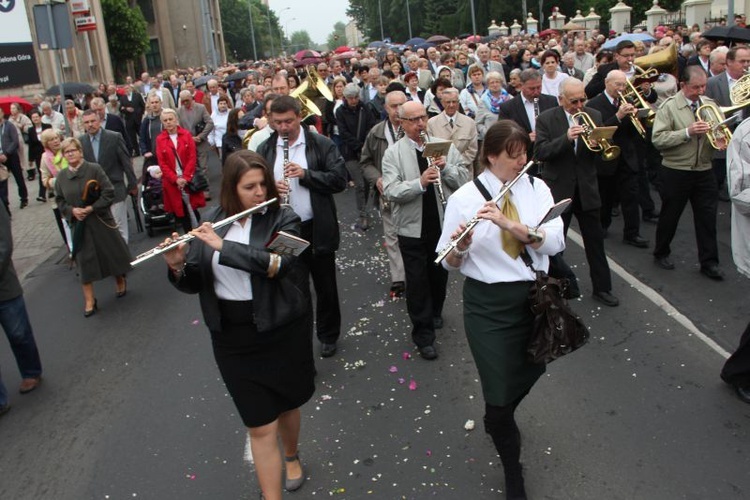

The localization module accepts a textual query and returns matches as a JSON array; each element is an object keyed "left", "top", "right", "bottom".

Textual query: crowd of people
[{"left": 2, "top": 19, "right": 750, "bottom": 500}]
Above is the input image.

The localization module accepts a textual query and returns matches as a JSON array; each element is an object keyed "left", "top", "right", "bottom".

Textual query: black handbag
[
  {"left": 173, "top": 143, "right": 208, "bottom": 193},
  {"left": 522, "top": 251, "right": 589, "bottom": 364}
]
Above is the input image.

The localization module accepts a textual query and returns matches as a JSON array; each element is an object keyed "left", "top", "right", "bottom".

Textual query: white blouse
[
  {"left": 213, "top": 218, "right": 253, "bottom": 300},
  {"left": 437, "top": 170, "right": 565, "bottom": 283},
  {"left": 542, "top": 71, "right": 570, "bottom": 98}
]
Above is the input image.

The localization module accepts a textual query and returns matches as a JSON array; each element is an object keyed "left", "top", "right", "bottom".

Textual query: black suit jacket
[
  {"left": 585, "top": 62, "right": 659, "bottom": 104},
  {"left": 586, "top": 92, "right": 641, "bottom": 175},
  {"left": 685, "top": 55, "right": 710, "bottom": 75},
  {"left": 79, "top": 129, "right": 137, "bottom": 202},
  {"left": 26, "top": 123, "right": 52, "bottom": 163},
  {"left": 534, "top": 106, "right": 603, "bottom": 211},
  {"left": 498, "top": 93, "right": 558, "bottom": 159},
  {"left": 103, "top": 113, "right": 130, "bottom": 145},
  {"left": 118, "top": 92, "right": 145, "bottom": 127}
]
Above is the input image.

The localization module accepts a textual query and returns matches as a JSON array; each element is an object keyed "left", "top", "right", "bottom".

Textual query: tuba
[
  {"left": 624, "top": 43, "right": 679, "bottom": 127},
  {"left": 291, "top": 65, "right": 333, "bottom": 122},
  {"left": 572, "top": 112, "right": 620, "bottom": 161},
  {"left": 241, "top": 128, "right": 258, "bottom": 149}
]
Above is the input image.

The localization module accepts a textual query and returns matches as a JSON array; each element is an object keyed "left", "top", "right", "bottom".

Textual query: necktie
[
  {"left": 613, "top": 97, "right": 620, "bottom": 109},
  {"left": 690, "top": 101, "right": 698, "bottom": 113},
  {"left": 449, "top": 117, "right": 454, "bottom": 129},
  {"left": 500, "top": 192, "right": 524, "bottom": 259},
  {"left": 568, "top": 114, "right": 578, "bottom": 153},
  {"left": 91, "top": 135, "right": 99, "bottom": 162}
]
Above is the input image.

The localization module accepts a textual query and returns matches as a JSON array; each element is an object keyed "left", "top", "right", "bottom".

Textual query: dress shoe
[
  {"left": 611, "top": 207, "right": 620, "bottom": 217},
  {"left": 320, "top": 342, "right": 337, "bottom": 358},
  {"left": 19, "top": 200, "right": 28, "bottom": 209},
  {"left": 284, "top": 453, "right": 306, "bottom": 491},
  {"left": 592, "top": 291, "right": 619, "bottom": 307},
  {"left": 564, "top": 287, "right": 581, "bottom": 300},
  {"left": 419, "top": 345, "right": 438, "bottom": 360},
  {"left": 356, "top": 216, "right": 369, "bottom": 231},
  {"left": 623, "top": 235, "right": 649, "bottom": 248},
  {"left": 389, "top": 281, "right": 405, "bottom": 298},
  {"left": 735, "top": 385, "right": 750, "bottom": 404},
  {"left": 19, "top": 376, "right": 42, "bottom": 394},
  {"left": 84, "top": 299, "right": 98, "bottom": 318},
  {"left": 700, "top": 265, "right": 725, "bottom": 281},
  {"left": 0, "top": 404, "right": 10, "bottom": 417},
  {"left": 36, "top": 196, "right": 47, "bottom": 203},
  {"left": 654, "top": 256, "right": 675, "bottom": 270},
  {"left": 642, "top": 213, "right": 659, "bottom": 224},
  {"left": 433, "top": 316, "right": 444, "bottom": 329},
  {"left": 27, "top": 173, "right": 36, "bottom": 181}
]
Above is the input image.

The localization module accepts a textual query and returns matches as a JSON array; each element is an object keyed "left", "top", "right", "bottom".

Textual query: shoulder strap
[{"left": 473, "top": 177, "right": 492, "bottom": 201}]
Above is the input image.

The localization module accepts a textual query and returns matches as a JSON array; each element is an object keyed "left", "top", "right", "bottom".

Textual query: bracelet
[
  {"left": 267, "top": 253, "right": 281, "bottom": 278},
  {"left": 170, "top": 261, "right": 187, "bottom": 278},
  {"left": 453, "top": 246, "right": 470, "bottom": 257}
]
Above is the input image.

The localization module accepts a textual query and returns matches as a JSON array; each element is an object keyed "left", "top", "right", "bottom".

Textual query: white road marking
[{"left": 568, "top": 230, "right": 731, "bottom": 359}]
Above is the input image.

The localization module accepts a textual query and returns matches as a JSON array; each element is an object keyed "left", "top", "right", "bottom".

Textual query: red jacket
[{"left": 155, "top": 127, "right": 206, "bottom": 217}]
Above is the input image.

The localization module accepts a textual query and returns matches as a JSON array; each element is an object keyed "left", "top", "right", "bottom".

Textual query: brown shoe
[{"left": 19, "top": 376, "right": 42, "bottom": 394}]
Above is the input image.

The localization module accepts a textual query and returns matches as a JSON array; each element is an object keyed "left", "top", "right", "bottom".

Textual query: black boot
[{"left": 485, "top": 403, "right": 527, "bottom": 500}]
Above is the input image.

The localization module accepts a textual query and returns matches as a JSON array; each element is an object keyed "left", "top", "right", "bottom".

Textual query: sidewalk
[{"left": 9, "top": 157, "right": 145, "bottom": 284}]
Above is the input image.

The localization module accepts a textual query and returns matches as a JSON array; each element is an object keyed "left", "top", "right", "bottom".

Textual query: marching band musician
[
  {"left": 586, "top": 70, "right": 650, "bottom": 248},
  {"left": 585, "top": 40, "right": 659, "bottom": 107},
  {"left": 360, "top": 90, "right": 408, "bottom": 299},
  {"left": 382, "top": 101, "right": 470, "bottom": 360},
  {"left": 497, "top": 69, "right": 558, "bottom": 176},
  {"left": 535, "top": 78, "right": 619, "bottom": 307},
  {"left": 437, "top": 120, "right": 565, "bottom": 500},
  {"left": 651, "top": 66, "right": 726, "bottom": 280}
]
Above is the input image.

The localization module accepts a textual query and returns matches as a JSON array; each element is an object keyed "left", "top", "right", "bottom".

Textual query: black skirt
[{"left": 212, "top": 300, "right": 315, "bottom": 428}]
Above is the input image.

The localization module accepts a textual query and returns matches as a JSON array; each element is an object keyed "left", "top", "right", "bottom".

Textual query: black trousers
[
  {"left": 550, "top": 189, "right": 612, "bottom": 294},
  {"left": 298, "top": 221, "right": 341, "bottom": 344},
  {"left": 641, "top": 138, "right": 663, "bottom": 215},
  {"left": 712, "top": 157, "right": 727, "bottom": 191},
  {"left": 653, "top": 167, "right": 718, "bottom": 267},
  {"left": 6, "top": 154, "right": 27, "bottom": 203},
  {"left": 398, "top": 234, "right": 447, "bottom": 348},
  {"left": 722, "top": 320, "right": 750, "bottom": 387},
  {"left": 599, "top": 166, "right": 640, "bottom": 239}
]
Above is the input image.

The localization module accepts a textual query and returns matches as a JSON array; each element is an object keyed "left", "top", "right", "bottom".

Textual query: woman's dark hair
[
  {"left": 226, "top": 108, "right": 241, "bottom": 136},
  {"left": 287, "top": 74, "right": 301, "bottom": 88},
  {"left": 541, "top": 50, "right": 560, "bottom": 64},
  {"left": 220, "top": 150, "right": 280, "bottom": 215},
  {"left": 430, "top": 77, "right": 452, "bottom": 95},
  {"left": 480, "top": 120, "right": 531, "bottom": 169}
]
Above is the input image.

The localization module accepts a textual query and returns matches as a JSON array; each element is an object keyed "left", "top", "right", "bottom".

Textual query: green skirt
[{"left": 463, "top": 278, "right": 545, "bottom": 406}]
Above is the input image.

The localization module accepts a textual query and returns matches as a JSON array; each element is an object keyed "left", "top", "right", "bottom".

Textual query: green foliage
[
  {"left": 289, "top": 31, "right": 317, "bottom": 53},
  {"left": 220, "top": 0, "right": 284, "bottom": 60},
  {"left": 327, "top": 22, "right": 348, "bottom": 50},
  {"left": 101, "top": 0, "right": 149, "bottom": 68}
]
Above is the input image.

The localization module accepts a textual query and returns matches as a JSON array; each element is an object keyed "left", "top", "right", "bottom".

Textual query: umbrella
[
  {"left": 224, "top": 70, "right": 252, "bottom": 82},
  {"left": 427, "top": 35, "right": 450, "bottom": 43},
  {"left": 367, "top": 41, "right": 388, "bottom": 49},
  {"left": 702, "top": 25, "right": 750, "bottom": 44},
  {"left": 332, "top": 51, "right": 358, "bottom": 60},
  {"left": 404, "top": 37, "right": 426, "bottom": 47},
  {"left": 602, "top": 33, "right": 656, "bottom": 49},
  {"left": 46, "top": 82, "right": 96, "bottom": 95},
  {"left": 464, "top": 35, "right": 482, "bottom": 42},
  {"left": 415, "top": 42, "right": 436, "bottom": 51},
  {"left": 295, "top": 57, "right": 323, "bottom": 67},
  {"left": 295, "top": 49, "right": 322, "bottom": 61},
  {"left": 537, "top": 28, "right": 560, "bottom": 38},
  {"left": 0, "top": 96, "right": 32, "bottom": 114},
  {"left": 334, "top": 45, "right": 353, "bottom": 54},
  {"left": 562, "top": 22, "right": 586, "bottom": 31},
  {"left": 192, "top": 75, "right": 218, "bottom": 87}
]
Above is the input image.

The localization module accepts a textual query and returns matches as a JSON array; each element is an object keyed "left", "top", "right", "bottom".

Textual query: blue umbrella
[
  {"left": 404, "top": 37, "right": 426, "bottom": 47},
  {"left": 368, "top": 41, "right": 388, "bottom": 48},
  {"left": 416, "top": 42, "right": 436, "bottom": 51},
  {"left": 602, "top": 33, "right": 655, "bottom": 50}
]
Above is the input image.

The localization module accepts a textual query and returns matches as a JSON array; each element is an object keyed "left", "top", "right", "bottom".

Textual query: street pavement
[{"left": 1, "top": 153, "right": 749, "bottom": 500}]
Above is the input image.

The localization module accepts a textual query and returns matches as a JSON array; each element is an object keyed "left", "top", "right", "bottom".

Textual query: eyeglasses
[
  {"left": 401, "top": 115, "right": 428, "bottom": 123},
  {"left": 567, "top": 97, "right": 587, "bottom": 104},
  {"left": 62, "top": 149, "right": 79, "bottom": 155}
]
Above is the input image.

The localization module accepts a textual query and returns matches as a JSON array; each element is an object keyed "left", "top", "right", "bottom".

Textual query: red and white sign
[
  {"left": 74, "top": 16, "right": 97, "bottom": 32},
  {"left": 70, "top": 0, "right": 91, "bottom": 15}
]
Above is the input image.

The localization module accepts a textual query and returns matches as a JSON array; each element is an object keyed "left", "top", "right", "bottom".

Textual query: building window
[
  {"left": 136, "top": 0, "right": 155, "bottom": 24},
  {"left": 145, "top": 38, "right": 162, "bottom": 72}
]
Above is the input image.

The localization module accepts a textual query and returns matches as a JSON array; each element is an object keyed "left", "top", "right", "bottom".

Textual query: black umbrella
[
  {"left": 46, "top": 82, "right": 96, "bottom": 95},
  {"left": 427, "top": 35, "right": 450, "bottom": 43},
  {"left": 702, "top": 25, "right": 750, "bottom": 44},
  {"left": 404, "top": 37, "right": 426, "bottom": 47},
  {"left": 224, "top": 70, "right": 253, "bottom": 83},
  {"left": 192, "top": 75, "right": 218, "bottom": 87}
]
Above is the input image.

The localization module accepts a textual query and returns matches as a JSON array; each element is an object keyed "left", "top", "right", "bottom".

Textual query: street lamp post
[
  {"left": 378, "top": 0, "right": 384, "bottom": 40},
  {"left": 247, "top": 0, "right": 258, "bottom": 60},
  {"left": 469, "top": 0, "right": 477, "bottom": 36},
  {"left": 406, "top": 0, "right": 412, "bottom": 40}
]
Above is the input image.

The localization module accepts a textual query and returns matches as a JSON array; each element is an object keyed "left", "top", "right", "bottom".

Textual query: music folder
[
  {"left": 589, "top": 126, "right": 617, "bottom": 141},
  {"left": 535, "top": 199, "right": 572, "bottom": 229},
  {"left": 422, "top": 139, "right": 452, "bottom": 158}
]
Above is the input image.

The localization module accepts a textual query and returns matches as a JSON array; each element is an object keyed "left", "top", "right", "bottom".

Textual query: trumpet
[
  {"left": 419, "top": 131, "right": 447, "bottom": 209},
  {"left": 572, "top": 112, "right": 621, "bottom": 161},
  {"left": 130, "top": 198, "right": 277, "bottom": 266},
  {"left": 281, "top": 134, "right": 291, "bottom": 205},
  {"left": 617, "top": 91, "right": 647, "bottom": 139},
  {"left": 695, "top": 99, "right": 750, "bottom": 149},
  {"left": 435, "top": 161, "right": 535, "bottom": 264}
]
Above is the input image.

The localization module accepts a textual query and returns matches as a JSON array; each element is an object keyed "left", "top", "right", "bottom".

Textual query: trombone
[{"left": 572, "top": 112, "right": 620, "bottom": 161}]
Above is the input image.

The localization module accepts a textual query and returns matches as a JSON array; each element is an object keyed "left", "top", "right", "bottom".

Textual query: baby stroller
[{"left": 140, "top": 164, "right": 176, "bottom": 237}]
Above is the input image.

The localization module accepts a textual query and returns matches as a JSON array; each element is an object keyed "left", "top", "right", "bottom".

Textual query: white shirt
[
  {"left": 437, "top": 170, "right": 565, "bottom": 281},
  {"left": 248, "top": 126, "right": 273, "bottom": 152},
  {"left": 274, "top": 126, "right": 313, "bottom": 222},
  {"left": 210, "top": 110, "right": 229, "bottom": 148},
  {"left": 541, "top": 72, "right": 569, "bottom": 97},
  {"left": 41, "top": 110, "right": 65, "bottom": 133},
  {"left": 521, "top": 95, "right": 537, "bottom": 131},
  {"left": 212, "top": 219, "right": 254, "bottom": 300}
]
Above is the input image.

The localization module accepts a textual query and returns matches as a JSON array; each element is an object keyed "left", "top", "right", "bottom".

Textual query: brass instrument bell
[{"left": 572, "top": 111, "right": 621, "bottom": 161}]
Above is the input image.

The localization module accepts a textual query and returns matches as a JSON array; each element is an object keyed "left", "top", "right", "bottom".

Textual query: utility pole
[{"left": 248, "top": 0, "right": 258, "bottom": 60}]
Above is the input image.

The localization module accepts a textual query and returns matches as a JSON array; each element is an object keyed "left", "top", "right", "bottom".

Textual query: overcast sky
[{"left": 268, "top": 0, "right": 352, "bottom": 46}]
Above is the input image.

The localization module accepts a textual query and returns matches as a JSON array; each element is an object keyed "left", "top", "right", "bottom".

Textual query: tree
[
  {"left": 327, "top": 22, "right": 348, "bottom": 50},
  {"left": 101, "top": 0, "right": 149, "bottom": 77},
  {"left": 220, "top": 0, "right": 285, "bottom": 60},
  {"left": 289, "top": 30, "right": 317, "bottom": 53}
]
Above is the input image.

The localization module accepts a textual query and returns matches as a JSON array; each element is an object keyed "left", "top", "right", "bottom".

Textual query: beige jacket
[
  {"left": 652, "top": 92, "right": 718, "bottom": 171},
  {"left": 427, "top": 111, "right": 479, "bottom": 167}
]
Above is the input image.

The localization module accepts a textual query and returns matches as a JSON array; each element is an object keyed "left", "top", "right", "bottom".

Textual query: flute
[
  {"left": 434, "top": 161, "right": 535, "bottom": 264},
  {"left": 131, "top": 198, "right": 277, "bottom": 266},
  {"left": 281, "top": 134, "right": 291, "bottom": 206}
]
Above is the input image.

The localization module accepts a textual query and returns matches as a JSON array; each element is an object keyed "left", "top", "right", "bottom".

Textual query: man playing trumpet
[{"left": 651, "top": 65, "right": 726, "bottom": 280}]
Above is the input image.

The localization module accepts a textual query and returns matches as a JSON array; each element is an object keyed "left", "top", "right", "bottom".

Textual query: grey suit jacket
[
  {"left": 79, "top": 129, "right": 137, "bottom": 202},
  {"left": 426, "top": 111, "right": 478, "bottom": 166},
  {"left": 0, "top": 119, "right": 20, "bottom": 157},
  {"left": 706, "top": 73, "right": 736, "bottom": 160},
  {"left": 177, "top": 103, "right": 214, "bottom": 150}
]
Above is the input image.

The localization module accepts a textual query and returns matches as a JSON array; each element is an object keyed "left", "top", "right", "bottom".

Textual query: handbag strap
[
  {"left": 472, "top": 176, "right": 536, "bottom": 272},
  {"left": 171, "top": 141, "right": 185, "bottom": 177}
]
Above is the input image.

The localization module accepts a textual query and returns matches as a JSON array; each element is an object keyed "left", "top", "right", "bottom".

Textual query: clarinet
[
  {"left": 281, "top": 134, "right": 290, "bottom": 206},
  {"left": 419, "top": 130, "right": 447, "bottom": 209},
  {"left": 532, "top": 97, "right": 543, "bottom": 175}
]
